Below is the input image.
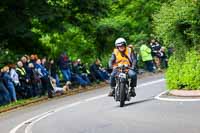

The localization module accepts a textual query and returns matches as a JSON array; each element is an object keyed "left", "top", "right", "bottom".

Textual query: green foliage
[
  {"left": 180, "top": 50, "right": 200, "bottom": 89},
  {"left": 36, "top": 24, "right": 95, "bottom": 62},
  {"left": 166, "top": 50, "right": 200, "bottom": 90},
  {"left": 0, "top": 0, "right": 111, "bottom": 60},
  {"left": 166, "top": 56, "right": 183, "bottom": 90},
  {"left": 100, "top": 54, "right": 110, "bottom": 68},
  {"left": 153, "top": 0, "right": 200, "bottom": 50},
  {"left": 0, "top": 41, "right": 20, "bottom": 68},
  {"left": 0, "top": 49, "right": 18, "bottom": 68},
  {"left": 96, "top": 0, "right": 168, "bottom": 55},
  {"left": 1, "top": 0, "right": 168, "bottom": 64}
]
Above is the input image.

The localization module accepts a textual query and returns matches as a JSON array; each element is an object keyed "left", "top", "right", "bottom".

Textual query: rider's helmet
[{"left": 115, "top": 38, "right": 127, "bottom": 47}]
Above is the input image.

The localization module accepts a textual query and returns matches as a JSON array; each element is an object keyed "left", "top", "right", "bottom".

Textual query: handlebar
[
  {"left": 113, "top": 64, "right": 134, "bottom": 71},
  {"left": 116, "top": 64, "right": 132, "bottom": 68}
]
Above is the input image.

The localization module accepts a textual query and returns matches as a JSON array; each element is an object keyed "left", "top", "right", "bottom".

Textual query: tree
[{"left": 153, "top": 0, "right": 200, "bottom": 51}]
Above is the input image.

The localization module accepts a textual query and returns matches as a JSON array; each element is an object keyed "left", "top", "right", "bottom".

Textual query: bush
[{"left": 166, "top": 50, "right": 200, "bottom": 90}]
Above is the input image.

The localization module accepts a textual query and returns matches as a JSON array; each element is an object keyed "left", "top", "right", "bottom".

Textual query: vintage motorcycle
[{"left": 114, "top": 64, "right": 132, "bottom": 107}]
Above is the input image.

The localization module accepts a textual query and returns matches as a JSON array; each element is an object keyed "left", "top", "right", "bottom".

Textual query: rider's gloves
[
  {"left": 130, "top": 66, "right": 135, "bottom": 70},
  {"left": 112, "top": 66, "right": 117, "bottom": 70}
]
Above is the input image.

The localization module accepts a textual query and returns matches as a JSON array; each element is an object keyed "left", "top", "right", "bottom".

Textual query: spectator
[
  {"left": 9, "top": 64, "right": 21, "bottom": 98},
  {"left": 76, "top": 59, "right": 91, "bottom": 85},
  {"left": 35, "top": 59, "right": 53, "bottom": 98},
  {"left": 50, "top": 78, "right": 67, "bottom": 94},
  {"left": 150, "top": 39, "right": 162, "bottom": 70},
  {"left": 72, "top": 61, "right": 90, "bottom": 87},
  {"left": 21, "top": 56, "right": 29, "bottom": 72},
  {"left": 24, "top": 55, "right": 30, "bottom": 63},
  {"left": 159, "top": 47, "right": 168, "bottom": 68},
  {"left": 47, "top": 59, "right": 60, "bottom": 87},
  {"left": 41, "top": 57, "right": 48, "bottom": 68},
  {"left": 58, "top": 52, "right": 72, "bottom": 84},
  {"left": 90, "top": 59, "right": 109, "bottom": 83},
  {"left": 30, "top": 54, "right": 37, "bottom": 66},
  {"left": 16, "top": 61, "right": 29, "bottom": 99},
  {"left": 27, "top": 63, "right": 40, "bottom": 97},
  {"left": 9, "top": 64, "right": 20, "bottom": 87},
  {"left": 81, "top": 62, "right": 94, "bottom": 82},
  {"left": 0, "top": 69, "right": 11, "bottom": 105},
  {"left": 140, "top": 42, "right": 155, "bottom": 72},
  {"left": 2, "top": 66, "right": 17, "bottom": 102}
]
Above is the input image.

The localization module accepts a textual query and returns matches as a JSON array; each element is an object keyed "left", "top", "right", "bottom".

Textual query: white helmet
[{"left": 115, "top": 37, "right": 127, "bottom": 47}]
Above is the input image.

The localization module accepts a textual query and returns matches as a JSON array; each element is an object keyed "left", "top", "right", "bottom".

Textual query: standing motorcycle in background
[{"left": 114, "top": 64, "right": 132, "bottom": 107}]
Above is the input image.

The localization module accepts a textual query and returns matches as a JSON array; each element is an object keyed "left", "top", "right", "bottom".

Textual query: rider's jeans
[{"left": 110, "top": 68, "right": 137, "bottom": 89}]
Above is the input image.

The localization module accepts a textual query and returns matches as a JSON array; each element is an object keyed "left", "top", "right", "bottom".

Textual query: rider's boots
[
  {"left": 108, "top": 87, "right": 115, "bottom": 97},
  {"left": 130, "top": 87, "right": 136, "bottom": 97},
  {"left": 130, "top": 79, "right": 137, "bottom": 97}
]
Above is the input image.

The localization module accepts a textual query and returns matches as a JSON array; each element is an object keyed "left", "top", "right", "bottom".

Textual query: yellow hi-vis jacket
[{"left": 16, "top": 67, "right": 26, "bottom": 76}]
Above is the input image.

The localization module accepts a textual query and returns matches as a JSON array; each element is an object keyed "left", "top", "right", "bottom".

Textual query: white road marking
[
  {"left": 85, "top": 94, "right": 107, "bottom": 102},
  {"left": 137, "top": 79, "right": 165, "bottom": 88},
  {"left": 154, "top": 90, "right": 168, "bottom": 99},
  {"left": 25, "top": 113, "right": 53, "bottom": 133},
  {"left": 155, "top": 91, "right": 200, "bottom": 102},
  {"left": 10, "top": 79, "right": 165, "bottom": 133},
  {"left": 54, "top": 101, "right": 83, "bottom": 112},
  {"left": 10, "top": 111, "right": 53, "bottom": 133}
]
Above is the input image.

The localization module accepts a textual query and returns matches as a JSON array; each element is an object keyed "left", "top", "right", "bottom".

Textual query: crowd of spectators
[
  {"left": 140, "top": 39, "right": 171, "bottom": 72},
  {"left": 0, "top": 53, "right": 110, "bottom": 106}
]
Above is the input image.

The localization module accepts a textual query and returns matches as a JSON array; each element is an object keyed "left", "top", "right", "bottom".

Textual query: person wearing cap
[{"left": 108, "top": 37, "right": 137, "bottom": 97}]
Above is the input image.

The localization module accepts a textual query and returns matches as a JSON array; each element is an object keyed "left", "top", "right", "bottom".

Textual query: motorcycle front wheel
[{"left": 119, "top": 82, "right": 126, "bottom": 107}]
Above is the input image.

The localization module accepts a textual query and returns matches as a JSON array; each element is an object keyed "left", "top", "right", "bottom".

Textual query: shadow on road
[{"left": 124, "top": 97, "right": 154, "bottom": 107}]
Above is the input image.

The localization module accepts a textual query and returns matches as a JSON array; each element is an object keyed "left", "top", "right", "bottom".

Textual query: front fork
[
  {"left": 126, "top": 79, "right": 131, "bottom": 101},
  {"left": 115, "top": 78, "right": 131, "bottom": 101},
  {"left": 114, "top": 80, "right": 119, "bottom": 101}
]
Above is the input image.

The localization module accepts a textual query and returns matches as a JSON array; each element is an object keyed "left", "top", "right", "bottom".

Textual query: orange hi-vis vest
[{"left": 113, "top": 47, "right": 132, "bottom": 67}]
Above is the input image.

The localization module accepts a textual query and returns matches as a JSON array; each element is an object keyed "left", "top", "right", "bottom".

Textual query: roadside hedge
[{"left": 166, "top": 50, "right": 200, "bottom": 90}]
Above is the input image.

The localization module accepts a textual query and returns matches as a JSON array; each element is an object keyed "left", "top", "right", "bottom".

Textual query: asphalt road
[{"left": 0, "top": 73, "right": 200, "bottom": 133}]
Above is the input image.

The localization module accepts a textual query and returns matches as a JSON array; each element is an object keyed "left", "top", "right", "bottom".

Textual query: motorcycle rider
[{"left": 108, "top": 37, "right": 137, "bottom": 97}]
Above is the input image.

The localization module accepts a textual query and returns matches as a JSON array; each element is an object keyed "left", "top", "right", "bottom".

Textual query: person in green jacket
[{"left": 140, "top": 43, "right": 155, "bottom": 72}]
